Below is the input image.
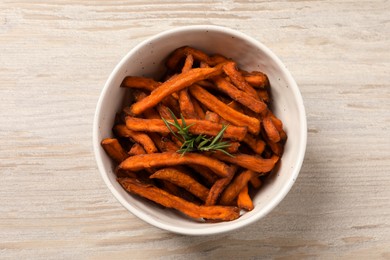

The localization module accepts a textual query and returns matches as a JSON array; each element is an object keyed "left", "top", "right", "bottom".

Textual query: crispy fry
[
  {"left": 263, "top": 116, "right": 281, "bottom": 143},
  {"left": 118, "top": 178, "right": 240, "bottom": 221},
  {"left": 128, "top": 143, "right": 146, "bottom": 156},
  {"left": 119, "top": 152, "right": 232, "bottom": 178},
  {"left": 249, "top": 176, "right": 262, "bottom": 189},
  {"left": 219, "top": 169, "right": 255, "bottom": 205},
  {"left": 113, "top": 124, "right": 158, "bottom": 154},
  {"left": 212, "top": 76, "right": 267, "bottom": 113},
  {"left": 189, "top": 84, "right": 260, "bottom": 134},
  {"left": 130, "top": 66, "right": 223, "bottom": 115},
  {"left": 209, "top": 54, "right": 230, "bottom": 64},
  {"left": 237, "top": 184, "right": 254, "bottom": 211},
  {"left": 205, "top": 111, "right": 220, "bottom": 123},
  {"left": 125, "top": 117, "right": 247, "bottom": 141},
  {"left": 223, "top": 62, "right": 259, "bottom": 99},
  {"left": 243, "top": 134, "right": 266, "bottom": 154},
  {"left": 182, "top": 54, "right": 194, "bottom": 72},
  {"left": 166, "top": 46, "right": 212, "bottom": 70},
  {"left": 150, "top": 168, "right": 209, "bottom": 201},
  {"left": 148, "top": 132, "right": 179, "bottom": 152},
  {"left": 121, "top": 76, "right": 160, "bottom": 91},
  {"left": 213, "top": 153, "right": 279, "bottom": 174},
  {"left": 101, "top": 138, "right": 129, "bottom": 163},
  {"left": 188, "top": 165, "right": 218, "bottom": 187},
  {"left": 257, "top": 89, "right": 270, "bottom": 103},
  {"left": 205, "top": 166, "right": 237, "bottom": 206},
  {"left": 190, "top": 96, "right": 206, "bottom": 119},
  {"left": 177, "top": 54, "right": 199, "bottom": 119},
  {"left": 268, "top": 111, "right": 287, "bottom": 142},
  {"left": 179, "top": 89, "right": 198, "bottom": 119},
  {"left": 243, "top": 71, "right": 269, "bottom": 88}
]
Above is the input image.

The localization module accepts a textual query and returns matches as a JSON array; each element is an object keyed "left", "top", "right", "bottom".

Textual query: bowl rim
[{"left": 93, "top": 24, "right": 307, "bottom": 235}]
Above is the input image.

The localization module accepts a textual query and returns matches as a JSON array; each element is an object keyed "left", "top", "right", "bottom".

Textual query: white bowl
[{"left": 93, "top": 25, "right": 307, "bottom": 235}]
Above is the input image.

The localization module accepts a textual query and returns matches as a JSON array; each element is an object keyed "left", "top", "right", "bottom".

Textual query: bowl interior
[{"left": 93, "top": 25, "right": 306, "bottom": 235}]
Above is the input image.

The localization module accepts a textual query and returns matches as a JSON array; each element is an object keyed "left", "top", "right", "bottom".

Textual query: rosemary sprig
[{"left": 161, "top": 109, "right": 234, "bottom": 157}]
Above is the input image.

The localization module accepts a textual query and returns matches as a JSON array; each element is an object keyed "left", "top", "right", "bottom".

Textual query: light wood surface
[{"left": 1, "top": 1, "right": 389, "bottom": 259}]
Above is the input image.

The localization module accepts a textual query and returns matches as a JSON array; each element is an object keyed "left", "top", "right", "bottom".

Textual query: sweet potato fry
[
  {"left": 188, "top": 165, "right": 218, "bottom": 187},
  {"left": 212, "top": 76, "right": 267, "bottom": 113},
  {"left": 101, "top": 138, "right": 129, "bottom": 163},
  {"left": 209, "top": 54, "right": 230, "bottom": 64},
  {"left": 113, "top": 124, "right": 158, "bottom": 154},
  {"left": 191, "top": 96, "right": 206, "bottom": 119},
  {"left": 219, "top": 169, "right": 255, "bottom": 205},
  {"left": 166, "top": 46, "right": 212, "bottom": 70},
  {"left": 148, "top": 132, "right": 179, "bottom": 152},
  {"left": 125, "top": 117, "right": 247, "bottom": 141},
  {"left": 263, "top": 116, "right": 281, "bottom": 143},
  {"left": 182, "top": 54, "right": 194, "bottom": 72},
  {"left": 223, "top": 62, "right": 259, "bottom": 99},
  {"left": 189, "top": 84, "right": 260, "bottom": 134},
  {"left": 121, "top": 76, "right": 160, "bottom": 91},
  {"left": 243, "top": 71, "right": 269, "bottom": 88},
  {"left": 205, "top": 111, "right": 220, "bottom": 123},
  {"left": 179, "top": 89, "right": 198, "bottom": 119},
  {"left": 118, "top": 152, "right": 232, "bottom": 177},
  {"left": 257, "top": 89, "right": 270, "bottom": 103},
  {"left": 213, "top": 153, "right": 279, "bottom": 174},
  {"left": 118, "top": 178, "right": 240, "bottom": 221},
  {"left": 128, "top": 143, "right": 146, "bottom": 156},
  {"left": 130, "top": 66, "right": 223, "bottom": 116},
  {"left": 243, "top": 134, "right": 266, "bottom": 154},
  {"left": 237, "top": 184, "right": 254, "bottom": 211},
  {"left": 249, "top": 176, "right": 262, "bottom": 189},
  {"left": 205, "top": 166, "right": 237, "bottom": 206},
  {"left": 177, "top": 54, "right": 199, "bottom": 119},
  {"left": 150, "top": 168, "right": 209, "bottom": 201}
]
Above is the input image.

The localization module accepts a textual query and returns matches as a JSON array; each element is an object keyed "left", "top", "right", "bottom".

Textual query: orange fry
[
  {"left": 118, "top": 178, "right": 240, "bottom": 221},
  {"left": 119, "top": 152, "right": 232, "bottom": 178},
  {"left": 219, "top": 169, "right": 255, "bottom": 205},
  {"left": 249, "top": 176, "right": 262, "bottom": 189},
  {"left": 128, "top": 143, "right": 146, "bottom": 156},
  {"left": 212, "top": 76, "right": 267, "bottom": 113},
  {"left": 191, "top": 96, "right": 206, "bottom": 119},
  {"left": 189, "top": 84, "right": 260, "bottom": 135},
  {"left": 166, "top": 46, "right": 212, "bottom": 70},
  {"left": 182, "top": 54, "right": 194, "bottom": 72},
  {"left": 205, "top": 166, "right": 237, "bottom": 206},
  {"left": 205, "top": 111, "right": 220, "bottom": 123},
  {"left": 113, "top": 125, "right": 158, "bottom": 154},
  {"left": 150, "top": 168, "right": 209, "bottom": 201},
  {"left": 237, "top": 184, "right": 254, "bottom": 211},
  {"left": 101, "top": 138, "right": 129, "bottom": 164},
  {"left": 179, "top": 89, "right": 198, "bottom": 119},
  {"left": 243, "top": 134, "right": 266, "bottom": 154},
  {"left": 213, "top": 153, "right": 279, "bottom": 174},
  {"left": 263, "top": 116, "right": 281, "bottom": 143},
  {"left": 223, "top": 62, "right": 259, "bottom": 99},
  {"left": 188, "top": 165, "right": 218, "bottom": 187},
  {"left": 148, "top": 132, "right": 179, "bottom": 152},
  {"left": 121, "top": 76, "right": 160, "bottom": 91},
  {"left": 125, "top": 117, "right": 247, "bottom": 141},
  {"left": 243, "top": 71, "right": 270, "bottom": 88},
  {"left": 129, "top": 66, "right": 223, "bottom": 116}
]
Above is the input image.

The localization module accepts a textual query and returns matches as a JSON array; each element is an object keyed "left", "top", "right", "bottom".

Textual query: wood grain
[{"left": 1, "top": 0, "right": 389, "bottom": 259}]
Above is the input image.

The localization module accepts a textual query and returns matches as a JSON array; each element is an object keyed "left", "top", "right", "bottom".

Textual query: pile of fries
[{"left": 101, "top": 46, "right": 287, "bottom": 222}]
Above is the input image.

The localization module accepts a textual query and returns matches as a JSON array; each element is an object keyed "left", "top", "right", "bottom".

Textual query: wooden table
[{"left": 1, "top": 1, "right": 389, "bottom": 259}]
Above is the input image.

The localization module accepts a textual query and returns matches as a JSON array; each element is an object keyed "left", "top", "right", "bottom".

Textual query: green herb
[{"left": 161, "top": 109, "right": 234, "bottom": 157}]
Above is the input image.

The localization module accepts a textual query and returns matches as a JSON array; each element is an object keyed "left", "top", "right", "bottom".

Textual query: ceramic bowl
[{"left": 93, "top": 25, "right": 307, "bottom": 235}]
